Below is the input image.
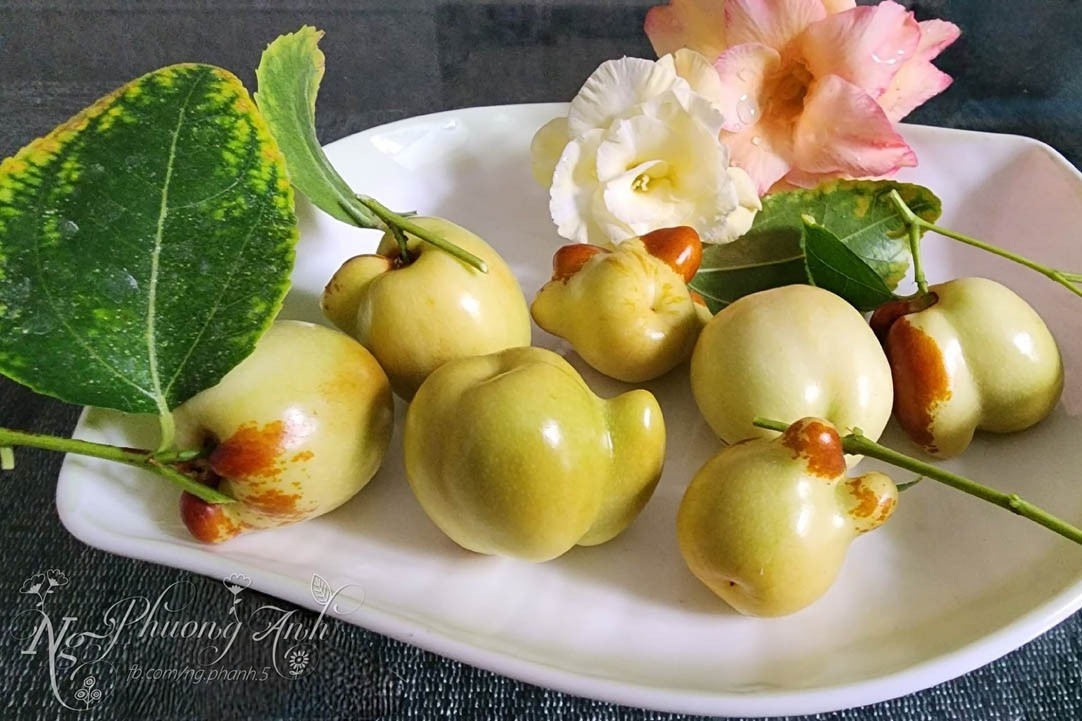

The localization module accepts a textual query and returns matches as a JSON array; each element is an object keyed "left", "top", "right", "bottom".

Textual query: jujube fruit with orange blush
[
  {"left": 678, "top": 417, "right": 898, "bottom": 617},
  {"left": 870, "top": 277, "right": 1063, "bottom": 458},
  {"left": 531, "top": 226, "right": 710, "bottom": 382},
  {"left": 174, "top": 321, "right": 394, "bottom": 543}
]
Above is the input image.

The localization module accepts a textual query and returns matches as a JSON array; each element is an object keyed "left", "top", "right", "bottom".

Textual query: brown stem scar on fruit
[
  {"left": 639, "top": 226, "right": 703, "bottom": 282},
  {"left": 780, "top": 418, "right": 846, "bottom": 479},
  {"left": 180, "top": 492, "right": 244, "bottom": 543},
  {"left": 869, "top": 292, "right": 939, "bottom": 342},
  {"left": 551, "top": 243, "right": 608, "bottom": 281},
  {"left": 884, "top": 320, "right": 951, "bottom": 454},
  {"left": 209, "top": 421, "right": 288, "bottom": 480}
]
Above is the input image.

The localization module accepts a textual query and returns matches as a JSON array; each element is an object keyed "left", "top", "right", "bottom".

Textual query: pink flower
[{"left": 645, "top": 0, "right": 959, "bottom": 193}]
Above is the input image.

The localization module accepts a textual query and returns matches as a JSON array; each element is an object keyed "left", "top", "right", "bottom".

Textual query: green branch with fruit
[{"left": 753, "top": 418, "right": 1082, "bottom": 546}]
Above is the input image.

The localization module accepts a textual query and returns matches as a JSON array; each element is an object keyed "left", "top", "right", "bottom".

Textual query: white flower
[{"left": 532, "top": 51, "right": 760, "bottom": 246}]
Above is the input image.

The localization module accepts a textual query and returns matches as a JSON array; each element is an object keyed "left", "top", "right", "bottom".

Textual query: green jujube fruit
[{"left": 403, "top": 346, "right": 666, "bottom": 562}]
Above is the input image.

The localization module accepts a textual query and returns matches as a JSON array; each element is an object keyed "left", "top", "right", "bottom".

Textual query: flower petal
[
  {"left": 877, "top": 61, "right": 953, "bottom": 123},
  {"left": 719, "top": 166, "right": 763, "bottom": 241},
  {"left": 595, "top": 107, "right": 743, "bottom": 243},
  {"left": 713, "top": 43, "right": 782, "bottom": 132},
  {"left": 530, "top": 116, "right": 569, "bottom": 187},
  {"left": 791, "top": 75, "right": 916, "bottom": 181},
  {"left": 723, "top": 126, "right": 793, "bottom": 195},
  {"left": 602, "top": 159, "right": 685, "bottom": 230},
  {"left": 725, "top": 0, "right": 827, "bottom": 50},
  {"left": 651, "top": 84, "right": 727, "bottom": 137},
  {"left": 878, "top": 19, "right": 961, "bottom": 121},
  {"left": 798, "top": 1, "right": 920, "bottom": 98},
  {"left": 568, "top": 56, "right": 678, "bottom": 138},
  {"left": 645, "top": 0, "right": 731, "bottom": 61},
  {"left": 821, "top": 0, "right": 856, "bottom": 13},
  {"left": 550, "top": 129, "right": 608, "bottom": 244},
  {"left": 670, "top": 48, "right": 727, "bottom": 111},
  {"left": 912, "top": 18, "right": 961, "bottom": 63}
]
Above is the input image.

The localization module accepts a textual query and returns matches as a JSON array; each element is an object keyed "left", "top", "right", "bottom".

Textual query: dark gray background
[{"left": 2, "top": 1, "right": 1081, "bottom": 719}]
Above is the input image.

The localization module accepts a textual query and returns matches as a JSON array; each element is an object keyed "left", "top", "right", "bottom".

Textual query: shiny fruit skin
[
  {"left": 691, "top": 285, "right": 893, "bottom": 458},
  {"left": 175, "top": 321, "right": 394, "bottom": 543},
  {"left": 404, "top": 346, "right": 666, "bottom": 561},
  {"left": 532, "top": 230, "right": 705, "bottom": 382},
  {"left": 678, "top": 418, "right": 897, "bottom": 616},
  {"left": 871, "top": 277, "right": 1063, "bottom": 458},
  {"left": 322, "top": 216, "right": 531, "bottom": 399}
]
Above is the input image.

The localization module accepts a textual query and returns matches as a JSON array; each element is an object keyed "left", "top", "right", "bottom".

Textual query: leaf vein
[
  {"left": 145, "top": 67, "right": 210, "bottom": 418},
  {"left": 161, "top": 199, "right": 268, "bottom": 401},
  {"left": 693, "top": 254, "right": 804, "bottom": 273},
  {"left": 29, "top": 170, "right": 153, "bottom": 404}
]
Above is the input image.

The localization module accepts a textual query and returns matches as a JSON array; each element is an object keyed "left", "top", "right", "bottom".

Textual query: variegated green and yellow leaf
[{"left": 0, "top": 63, "right": 297, "bottom": 415}]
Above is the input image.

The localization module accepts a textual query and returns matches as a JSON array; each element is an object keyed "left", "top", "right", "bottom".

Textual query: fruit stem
[
  {"left": 908, "top": 221, "right": 929, "bottom": 296},
  {"left": 0, "top": 426, "right": 233, "bottom": 505},
  {"left": 888, "top": 190, "right": 930, "bottom": 295},
  {"left": 354, "top": 195, "right": 489, "bottom": 273},
  {"left": 156, "top": 408, "right": 176, "bottom": 455},
  {"left": 888, "top": 190, "right": 1082, "bottom": 299},
  {"left": 340, "top": 199, "right": 411, "bottom": 263},
  {"left": 754, "top": 417, "right": 1082, "bottom": 545}
]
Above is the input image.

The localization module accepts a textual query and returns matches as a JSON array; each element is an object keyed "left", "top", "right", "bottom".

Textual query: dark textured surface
[{"left": 2, "top": 2, "right": 1081, "bottom": 719}]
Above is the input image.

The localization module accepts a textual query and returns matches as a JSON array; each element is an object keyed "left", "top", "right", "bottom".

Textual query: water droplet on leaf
[
  {"left": 100, "top": 270, "right": 139, "bottom": 301},
  {"left": 26, "top": 313, "right": 56, "bottom": 335}
]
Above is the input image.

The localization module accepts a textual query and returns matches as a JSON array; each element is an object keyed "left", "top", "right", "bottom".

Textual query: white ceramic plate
[{"left": 57, "top": 104, "right": 1082, "bottom": 717}]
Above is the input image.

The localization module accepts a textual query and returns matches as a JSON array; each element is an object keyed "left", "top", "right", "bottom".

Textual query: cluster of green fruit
[{"left": 176, "top": 214, "right": 1064, "bottom": 617}]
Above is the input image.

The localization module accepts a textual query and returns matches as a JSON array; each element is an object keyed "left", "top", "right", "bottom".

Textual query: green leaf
[
  {"left": 801, "top": 217, "right": 897, "bottom": 311},
  {"left": 897, "top": 476, "right": 924, "bottom": 493},
  {"left": 688, "top": 228, "right": 807, "bottom": 313},
  {"left": 255, "top": 26, "right": 378, "bottom": 228},
  {"left": 0, "top": 64, "right": 297, "bottom": 416},
  {"left": 689, "top": 179, "right": 941, "bottom": 314},
  {"left": 752, "top": 179, "right": 941, "bottom": 287}
]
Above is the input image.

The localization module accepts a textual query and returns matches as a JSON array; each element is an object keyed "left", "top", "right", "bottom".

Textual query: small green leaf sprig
[
  {"left": 690, "top": 180, "right": 940, "bottom": 312},
  {"left": 254, "top": 26, "right": 488, "bottom": 273},
  {"left": 887, "top": 189, "right": 1082, "bottom": 300},
  {"left": 691, "top": 178, "right": 1082, "bottom": 313}
]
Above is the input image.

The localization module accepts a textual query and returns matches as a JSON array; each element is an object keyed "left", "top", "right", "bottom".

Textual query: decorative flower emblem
[
  {"left": 223, "top": 572, "right": 251, "bottom": 616},
  {"left": 285, "top": 645, "right": 312, "bottom": 676},
  {"left": 73, "top": 675, "right": 103, "bottom": 709},
  {"left": 45, "top": 569, "right": 68, "bottom": 589},
  {"left": 20, "top": 572, "right": 46, "bottom": 596},
  {"left": 21, "top": 569, "right": 68, "bottom": 607}
]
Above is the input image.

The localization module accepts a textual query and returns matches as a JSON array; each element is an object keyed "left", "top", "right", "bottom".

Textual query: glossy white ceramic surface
[{"left": 57, "top": 104, "right": 1082, "bottom": 717}]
